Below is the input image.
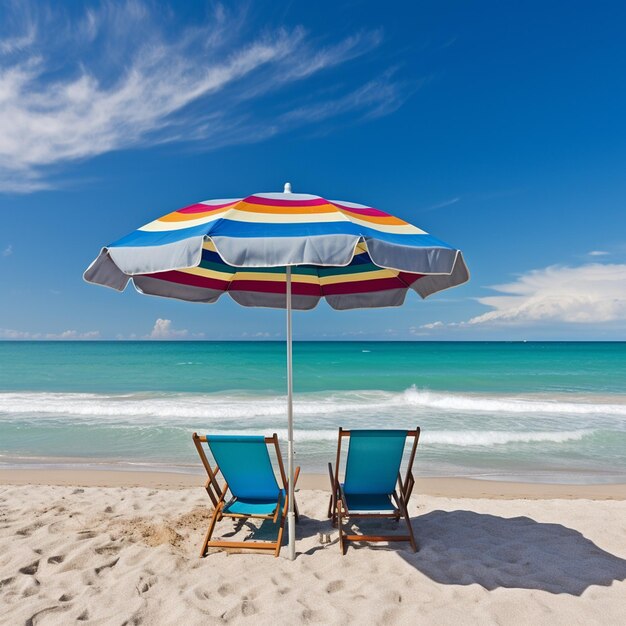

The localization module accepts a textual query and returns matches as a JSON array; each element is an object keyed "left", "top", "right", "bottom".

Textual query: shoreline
[{"left": 2, "top": 467, "right": 626, "bottom": 499}]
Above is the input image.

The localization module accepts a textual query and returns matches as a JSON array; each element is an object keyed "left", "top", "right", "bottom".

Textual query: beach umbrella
[{"left": 84, "top": 183, "right": 469, "bottom": 560}]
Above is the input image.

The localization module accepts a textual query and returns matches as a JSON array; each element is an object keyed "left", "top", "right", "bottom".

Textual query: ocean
[{"left": 0, "top": 341, "right": 625, "bottom": 483}]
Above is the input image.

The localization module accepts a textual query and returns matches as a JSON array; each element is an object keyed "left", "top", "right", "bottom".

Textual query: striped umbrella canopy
[{"left": 84, "top": 184, "right": 469, "bottom": 559}]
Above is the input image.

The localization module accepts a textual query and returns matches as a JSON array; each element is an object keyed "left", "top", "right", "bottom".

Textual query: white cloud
[
  {"left": 0, "top": 2, "right": 401, "bottom": 192},
  {"left": 467, "top": 264, "right": 626, "bottom": 326},
  {"left": 588, "top": 250, "right": 609, "bottom": 256},
  {"left": 0, "top": 328, "right": 100, "bottom": 339},
  {"left": 149, "top": 318, "right": 188, "bottom": 339},
  {"left": 54, "top": 330, "right": 101, "bottom": 340},
  {"left": 417, "top": 263, "right": 626, "bottom": 332},
  {"left": 2, "top": 244, "right": 12, "bottom": 257},
  {"left": 418, "top": 321, "right": 444, "bottom": 330}
]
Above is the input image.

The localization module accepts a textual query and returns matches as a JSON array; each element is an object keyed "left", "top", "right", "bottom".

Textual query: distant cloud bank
[{"left": 0, "top": 328, "right": 100, "bottom": 340}]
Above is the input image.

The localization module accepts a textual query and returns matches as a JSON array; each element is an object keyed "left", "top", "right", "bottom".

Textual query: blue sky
[{"left": 0, "top": 0, "right": 625, "bottom": 340}]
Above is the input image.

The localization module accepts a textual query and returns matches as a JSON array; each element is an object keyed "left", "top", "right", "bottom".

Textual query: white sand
[{"left": 1, "top": 482, "right": 626, "bottom": 625}]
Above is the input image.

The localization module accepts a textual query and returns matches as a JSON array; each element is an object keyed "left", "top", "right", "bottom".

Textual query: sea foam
[{"left": 1, "top": 388, "right": 625, "bottom": 421}]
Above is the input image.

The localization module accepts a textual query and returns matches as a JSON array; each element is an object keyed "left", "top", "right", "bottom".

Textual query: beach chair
[
  {"left": 327, "top": 427, "right": 420, "bottom": 554},
  {"left": 192, "top": 433, "right": 300, "bottom": 557}
]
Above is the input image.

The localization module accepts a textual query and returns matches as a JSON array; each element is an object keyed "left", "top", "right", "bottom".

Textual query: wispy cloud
[
  {"left": 421, "top": 263, "right": 626, "bottom": 329},
  {"left": 240, "top": 331, "right": 276, "bottom": 339},
  {"left": 419, "top": 321, "right": 444, "bottom": 330},
  {"left": 2, "top": 244, "right": 12, "bottom": 257},
  {"left": 417, "top": 197, "right": 461, "bottom": 213},
  {"left": 281, "top": 70, "right": 411, "bottom": 125},
  {"left": 0, "top": 2, "right": 404, "bottom": 193},
  {"left": 588, "top": 250, "right": 609, "bottom": 257},
  {"left": 0, "top": 327, "right": 100, "bottom": 339}
]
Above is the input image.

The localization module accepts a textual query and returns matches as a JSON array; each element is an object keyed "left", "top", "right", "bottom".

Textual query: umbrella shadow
[
  {"left": 398, "top": 509, "right": 626, "bottom": 595},
  {"left": 296, "top": 514, "right": 342, "bottom": 556}
]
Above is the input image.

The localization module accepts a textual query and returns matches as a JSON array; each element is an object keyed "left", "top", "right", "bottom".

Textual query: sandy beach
[{"left": 1, "top": 472, "right": 626, "bottom": 625}]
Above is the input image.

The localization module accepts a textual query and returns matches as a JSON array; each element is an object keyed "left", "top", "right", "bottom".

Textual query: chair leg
[
  {"left": 337, "top": 500, "right": 346, "bottom": 555},
  {"left": 275, "top": 512, "right": 286, "bottom": 558},
  {"left": 200, "top": 502, "right": 222, "bottom": 557},
  {"left": 398, "top": 496, "right": 417, "bottom": 553},
  {"left": 273, "top": 489, "right": 293, "bottom": 558},
  {"left": 327, "top": 462, "right": 337, "bottom": 523}
]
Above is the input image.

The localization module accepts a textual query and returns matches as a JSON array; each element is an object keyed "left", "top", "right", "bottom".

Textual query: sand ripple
[{"left": 1, "top": 485, "right": 625, "bottom": 624}]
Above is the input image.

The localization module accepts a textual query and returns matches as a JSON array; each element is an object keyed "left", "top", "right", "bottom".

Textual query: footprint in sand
[
  {"left": 19, "top": 560, "right": 40, "bottom": 576},
  {"left": 16, "top": 522, "right": 43, "bottom": 537},
  {"left": 77, "top": 530, "right": 97, "bottom": 540},
  {"left": 325, "top": 580, "right": 344, "bottom": 594},
  {"left": 240, "top": 598, "right": 257, "bottom": 617},
  {"left": 301, "top": 608, "right": 316, "bottom": 622},
  {"left": 47, "top": 555, "right": 64, "bottom": 564},
  {"left": 59, "top": 593, "right": 73, "bottom": 602},
  {"left": 94, "top": 558, "right": 119, "bottom": 575},
  {"left": 194, "top": 588, "right": 211, "bottom": 601},
  {"left": 95, "top": 544, "right": 121, "bottom": 556},
  {"left": 217, "top": 583, "right": 233, "bottom": 597},
  {"left": 138, "top": 576, "right": 157, "bottom": 594}
]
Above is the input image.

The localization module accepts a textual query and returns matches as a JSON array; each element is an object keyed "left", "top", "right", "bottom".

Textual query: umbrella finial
[{"left": 283, "top": 182, "right": 292, "bottom": 194}]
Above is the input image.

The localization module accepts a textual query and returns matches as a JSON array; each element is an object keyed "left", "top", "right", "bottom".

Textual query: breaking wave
[
  {"left": 0, "top": 387, "right": 625, "bottom": 421},
  {"left": 401, "top": 386, "right": 626, "bottom": 415}
]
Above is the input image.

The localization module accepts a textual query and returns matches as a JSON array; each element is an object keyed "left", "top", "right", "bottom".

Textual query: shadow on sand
[
  {"left": 210, "top": 507, "right": 626, "bottom": 595},
  {"left": 393, "top": 509, "right": 626, "bottom": 595}
]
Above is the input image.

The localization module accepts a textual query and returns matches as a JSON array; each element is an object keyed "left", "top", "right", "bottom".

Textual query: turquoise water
[{"left": 0, "top": 341, "right": 625, "bottom": 483}]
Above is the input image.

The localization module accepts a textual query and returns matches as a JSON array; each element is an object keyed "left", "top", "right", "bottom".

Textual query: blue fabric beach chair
[
  {"left": 328, "top": 428, "right": 420, "bottom": 554},
  {"left": 192, "top": 433, "right": 300, "bottom": 557}
]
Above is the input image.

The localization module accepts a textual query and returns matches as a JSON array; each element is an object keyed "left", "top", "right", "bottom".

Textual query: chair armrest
[{"left": 292, "top": 465, "right": 301, "bottom": 487}]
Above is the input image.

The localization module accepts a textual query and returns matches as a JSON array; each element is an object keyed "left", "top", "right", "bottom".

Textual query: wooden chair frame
[
  {"left": 192, "top": 432, "right": 300, "bottom": 557},
  {"left": 327, "top": 427, "right": 420, "bottom": 554}
]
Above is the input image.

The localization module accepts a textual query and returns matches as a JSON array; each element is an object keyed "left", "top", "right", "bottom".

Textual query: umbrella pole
[{"left": 286, "top": 266, "right": 296, "bottom": 561}]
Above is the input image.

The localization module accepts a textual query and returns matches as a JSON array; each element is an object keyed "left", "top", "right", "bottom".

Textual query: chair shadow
[
  {"left": 219, "top": 516, "right": 283, "bottom": 542},
  {"left": 396, "top": 509, "right": 626, "bottom": 596}
]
